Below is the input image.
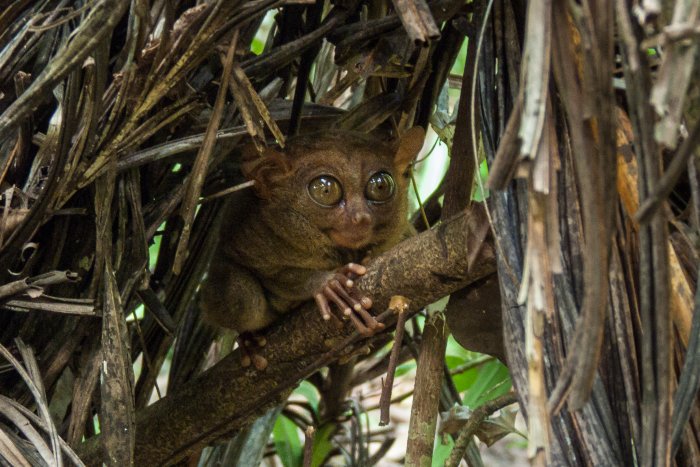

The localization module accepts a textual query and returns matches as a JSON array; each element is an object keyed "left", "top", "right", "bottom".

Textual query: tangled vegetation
[{"left": 0, "top": 1, "right": 698, "bottom": 466}]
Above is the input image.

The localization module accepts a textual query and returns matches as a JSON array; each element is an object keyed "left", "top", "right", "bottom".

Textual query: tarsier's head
[{"left": 242, "top": 127, "right": 425, "bottom": 250}]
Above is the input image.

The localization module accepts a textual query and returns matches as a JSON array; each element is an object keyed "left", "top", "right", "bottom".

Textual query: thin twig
[
  {"left": 302, "top": 425, "right": 315, "bottom": 467},
  {"left": 0, "top": 270, "right": 79, "bottom": 300},
  {"left": 635, "top": 119, "right": 700, "bottom": 224},
  {"left": 199, "top": 180, "right": 255, "bottom": 203},
  {"left": 445, "top": 392, "right": 518, "bottom": 467},
  {"left": 379, "top": 296, "right": 410, "bottom": 426},
  {"left": 410, "top": 168, "right": 431, "bottom": 230},
  {"left": 173, "top": 29, "right": 240, "bottom": 274}
]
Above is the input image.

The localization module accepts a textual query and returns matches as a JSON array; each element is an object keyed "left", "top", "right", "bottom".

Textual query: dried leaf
[
  {"left": 475, "top": 407, "right": 521, "bottom": 446},
  {"left": 438, "top": 405, "right": 471, "bottom": 435},
  {"left": 0, "top": 428, "right": 32, "bottom": 467},
  {"left": 100, "top": 263, "right": 135, "bottom": 466}
]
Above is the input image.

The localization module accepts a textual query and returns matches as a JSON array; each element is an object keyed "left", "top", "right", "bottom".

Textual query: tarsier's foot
[
  {"left": 314, "top": 263, "right": 385, "bottom": 336},
  {"left": 238, "top": 333, "right": 268, "bottom": 370}
]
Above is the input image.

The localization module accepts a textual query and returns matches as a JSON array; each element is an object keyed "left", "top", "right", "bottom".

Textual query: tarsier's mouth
[{"left": 328, "top": 228, "right": 372, "bottom": 250}]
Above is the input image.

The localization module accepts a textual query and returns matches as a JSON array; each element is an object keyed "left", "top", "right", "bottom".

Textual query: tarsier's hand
[{"left": 314, "top": 263, "right": 385, "bottom": 336}]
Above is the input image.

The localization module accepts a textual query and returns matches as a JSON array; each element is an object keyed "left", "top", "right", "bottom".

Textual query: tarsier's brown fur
[{"left": 200, "top": 128, "right": 425, "bottom": 359}]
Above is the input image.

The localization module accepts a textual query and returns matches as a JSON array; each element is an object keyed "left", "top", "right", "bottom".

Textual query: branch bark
[
  {"left": 405, "top": 312, "right": 448, "bottom": 466},
  {"left": 78, "top": 204, "right": 495, "bottom": 466}
]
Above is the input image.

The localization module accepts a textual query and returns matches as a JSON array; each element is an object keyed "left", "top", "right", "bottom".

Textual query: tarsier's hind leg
[
  {"left": 200, "top": 257, "right": 278, "bottom": 369},
  {"left": 200, "top": 256, "right": 278, "bottom": 332}
]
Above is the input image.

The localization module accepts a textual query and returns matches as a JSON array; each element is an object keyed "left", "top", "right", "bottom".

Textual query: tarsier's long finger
[
  {"left": 347, "top": 311, "right": 373, "bottom": 336},
  {"left": 358, "top": 296, "right": 372, "bottom": 310},
  {"left": 346, "top": 293, "right": 372, "bottom": 312},
  {"left": 315, "top": 294, "right": 337, "bottom": 321},
  {"left": 331, "top": 273, "right": 372, "bottom": 311},
  {"left": 323, "top": 284, "right": 353, "bottom": 317},
  {"left": 355, "top": 306, "right": 385, "bottom": 330},
  {"left": 341, "top": 263, "right": 367, "bottom": 281},
  {"left": 333, "top": 272, "right": 354, "bottom": 288},
  {"left": 329, "top": 279, "right": 363, "bottom": 310}
]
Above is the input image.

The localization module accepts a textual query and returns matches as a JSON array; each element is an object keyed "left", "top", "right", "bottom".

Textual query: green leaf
[
  {"left": 250, "top": 10, "right": 275, "bottom": 55},
  {"left": 311, "top": 424, "right": 335, "bottom": 467},
  {"left": 294, "top": 380, "right": 320, "bottom": 413},
  {"left": 450, "top": 39, "right": 469, "bottom": 77},
  {"left": 148, "top": 225, "right": 163, "bottom": 271},
  {"left": 462, "top": 360, "right": 511, "bottom": 408},
  {"left": 451, "top": 365, "right": 479, "bottom": 394},
  {"left": 472, "top": 160, "right": 491, "bottom": 202},
  {"left": 432, "top": 434, "right": 455, "bottom": 466},
  {"left": 446, "top": 335, "right": 474, "bottom": 360},
  {"left": 273, "top": 415, "right": 302, "bottom": 467},
  {"left": 395, "top": 360, "right": 417, "bottom": 377},
  {"left": 251, "top": 38, "right": 264, "bottom": 55},
  {"left": 445, "top": 355, "right": 464, "bottom": 370}
]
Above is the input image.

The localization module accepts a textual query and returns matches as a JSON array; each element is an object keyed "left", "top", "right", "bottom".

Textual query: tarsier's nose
[{"left": 352, "top": 211, "right": 371, "bottom": 225}]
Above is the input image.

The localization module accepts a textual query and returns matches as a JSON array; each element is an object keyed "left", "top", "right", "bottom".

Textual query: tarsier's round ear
[
  {"left": 394, "top": 126, "right": 425, "bottom": 174},
  {"left": 240, "top": 143, "right": 291, "bottom": 199}
]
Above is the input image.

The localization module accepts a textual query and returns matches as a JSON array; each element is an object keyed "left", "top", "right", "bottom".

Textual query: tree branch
[{"left": 78, "top": 204, "right": 496, "bottom": 466}]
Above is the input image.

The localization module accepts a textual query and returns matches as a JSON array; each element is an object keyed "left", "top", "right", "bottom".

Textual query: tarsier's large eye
[
  {"left": 365, "top": 172, "right": 395, "bottom": 202},
  {"left": 308, "top": 175, "right": 343, "bottom": 206}
]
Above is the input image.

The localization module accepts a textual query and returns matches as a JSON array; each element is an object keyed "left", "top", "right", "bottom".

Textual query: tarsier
[{"left": 200, "top": 127, "right": 425, "bottom": 369}]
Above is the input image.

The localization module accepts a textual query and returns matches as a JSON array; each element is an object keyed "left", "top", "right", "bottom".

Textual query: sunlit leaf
[
  {"left": 450, "top": 39, "right": 468, "bottom": 77},
  {"left": 311, "top": 424, "right": 335, "bottom": 467},
  {"left": 432, "top": 433, "right": 455, "bottom": 466},
  {"left": 463, "top": 360, "right": 511, "bottom": 407},
  {"left": 395, "top": 360, "right": 417, "bottom": 378},
  {"left": 294, "top": 380, "right": 320, "bottom": 413},
  {"left": 273, "top": 415, "right": 302, "bottom": 467}
]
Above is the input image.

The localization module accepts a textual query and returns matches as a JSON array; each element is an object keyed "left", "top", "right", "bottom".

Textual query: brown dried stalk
[{"left": 378, "top": 295, "right": 410, "bottom": 426}]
